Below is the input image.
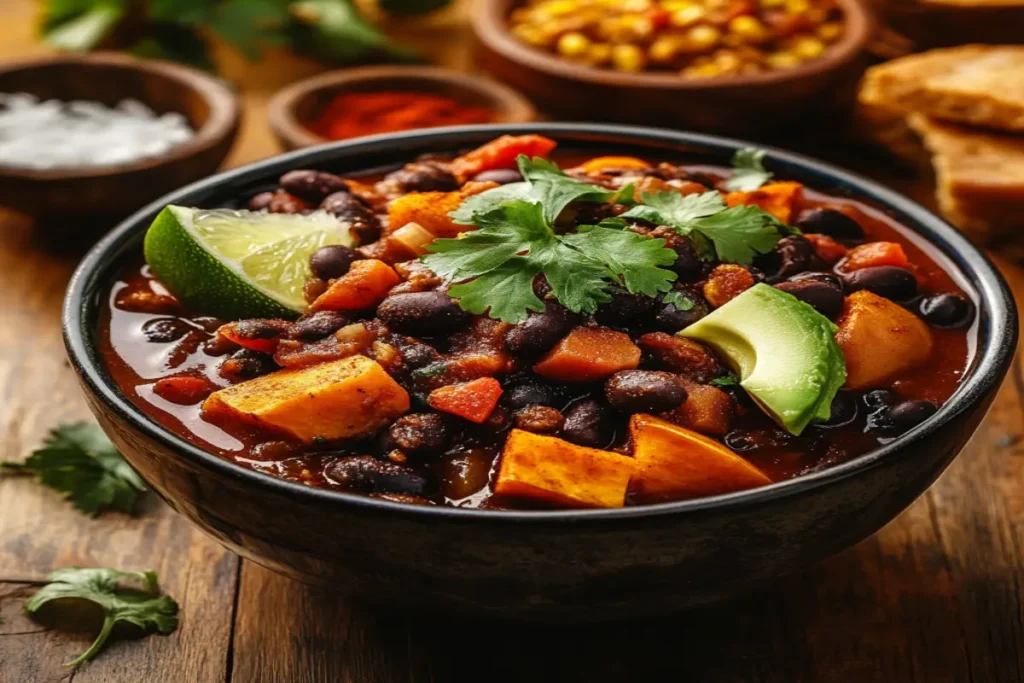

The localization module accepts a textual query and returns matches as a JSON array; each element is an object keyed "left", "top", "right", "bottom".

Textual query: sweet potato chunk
[
  {"left": 661, "top": 378, "right": 735, "bottom": 436},
  {"left": 428, "top": 377, "right": 503, "bottom": 424},
  {"left": 203, "top": 356, "right": 410, "bottom": 443},
  {"left": 835, "top": 290, "right": 934, "bottom": 389},
  {"left": 386, "top": 182, "right": 498, "bottom": 239},
  {"left": 578, "top": 156, "right": 651, "bottom": 173},
  {"left": 629, "top": 415, "right": 770, "bottom": 502},
  {"left": 310, "top": 259, "right": 400, "bottom": 312},
  {"left": 533, "top": 327, "right": 640, "bottom": 382},
  {"left": 495, "top": 430, "right": 635, "bottom": 508},
  {"left": 450, "top": 134, "right": 558, "bottom": 181},
  {"left": 723, "top": 181, "right": 804, "bottom": 223},
  {"left": 840, "top": 242, "right": 909, "bottom": 271}
]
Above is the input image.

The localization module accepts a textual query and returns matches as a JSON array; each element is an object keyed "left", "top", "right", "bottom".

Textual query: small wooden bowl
[
  {"left": 268, "top": 65, "right": 538, "bottom": 151},
  {"left": 0, "top": 53, "right": 240, "bottom": 220},
  {"left": 472, "top": 0, "right": 875, "bottom": 134}
]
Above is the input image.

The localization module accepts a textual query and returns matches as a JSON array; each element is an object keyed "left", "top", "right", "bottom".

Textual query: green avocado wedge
[
  {"left": 679, "top": 284, "right": 847, "bottom": 436},
  {"left": 143, "top": 206, "right": 354, "bottom": 320}
]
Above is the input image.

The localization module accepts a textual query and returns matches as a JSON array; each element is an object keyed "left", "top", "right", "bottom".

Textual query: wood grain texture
[{"left": 3, "top": 0, "right": 1024, "bottom": 681}]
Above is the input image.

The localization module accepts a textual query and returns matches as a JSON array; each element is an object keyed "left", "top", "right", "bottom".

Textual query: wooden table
[{"left": 2, "top": 2, "right": 1023, "bottom": 681}]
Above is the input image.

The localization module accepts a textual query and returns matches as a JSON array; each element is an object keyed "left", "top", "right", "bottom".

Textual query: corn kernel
[
  {"left": 660, "top": 0, "right": 696, "bottom": 10},
  {"left": 512, "top": 24, "right": 552, "bottom": 47},
  {"left": 792, "top": 36, "right": 825, "bottom": 59},
  {"left": 786, "top": 0, "right": 810, "bottom": 13},
  {"left": 588, "top": 42, "right": 613, "bottom": 64},
  {"left": 670, "top": 5, "right": 707, "bottom": 26},
  {"left": 536, "top": 0, "right": 580, "bottom": 17},
  {"left": 760, "top": 0, "right": 786, "bottom": 7},
  {"left": 729, "top": 15, "right": 767, "bottom": 41},
  {"left": 817, "top": 22, "right": 843, "bottom": 41},
  {"left": 557, "top": 32, "right": 592, "bottom": 58},
  {"left": 765, "top": 51, "right": 802, "bottom": 69},
  {"left": 684, "top": 25, "right": 722, "bottom": 51},
  {"left": 611, "top": 43, "right": 647, "bottom": 71},
  {"left": 713, "top": 50, "right": 744, "bottom": 72},
  {"left": 682, "top": 63, "right": 723, "bottom": 78},
  {"left": 648, "top": 36, "right": 680, "bottom": 62}
]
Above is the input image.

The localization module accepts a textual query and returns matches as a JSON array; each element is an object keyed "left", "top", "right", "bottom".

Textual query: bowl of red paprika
[{"left": 267, "top": 65, "right": 538, "bottom": 151}]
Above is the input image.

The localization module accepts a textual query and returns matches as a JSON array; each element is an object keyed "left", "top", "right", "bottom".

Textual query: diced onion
[{"left": 391, "top": 222, "right": 436, "bottom": 256}]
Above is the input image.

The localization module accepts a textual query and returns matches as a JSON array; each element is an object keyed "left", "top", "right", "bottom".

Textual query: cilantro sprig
[
  {"left": 723, "top": 148, "right": 773, "bottom": 192},
  {"left": 26, "top": 567, "right": 178, "bottom": 667},
  {"left": 426, "top": 199, "right": 676, "bottom": 323},
  {"left": 1, "top": 423, "right": 146, "bottom": 516},
  {"left": 619, "top": 191, "right": 789, "bottom": 265}
]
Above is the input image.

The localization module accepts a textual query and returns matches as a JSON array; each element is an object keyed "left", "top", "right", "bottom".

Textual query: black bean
[
  {"left": 814, "top": 390, "right": 858, "bottom": 428},
  {"left": 219, "top": 349, "right": 277, "bottom": 381},
  {"left": 863, "top": 389, "right": 898, "bottom": 410},
  {"left": 594, "top": 290, "right": 656, "bottom": 328},
  {"left": 604, "top": 370, "right": 687, "bottom": 413},
  {"left": 325, "top": 455, "right": 431, "bottom": 496},
  {"left": 503, "top": 381, "right": 555, "bottom": 409},
  {"left": 142, "top": 318, "right": 193, "bottom": 343},
  {"left": 774, "top": 279, "right": 844, "bottom": 319},
  {"left": 279, "top": 170, "right": 349, "bottom": 202},
  {"left": 388, "top": 413, "right": 450, "bottom": 456},
  {"left": 382, "top": 162, "right": 458, "bottom": 193},
  {"left": 268, "top": 191, "right": 308, "bottom": 215},
  {"left": 841, "top": 266, "right": 917, "bottom": 301},
  {"left": 320, "top": 192, "right": 381, "bottom": 244},
  {"left": 654, "top": 295, "right": 708, "bottom": 332},
  {"left": 192, "top": 316, "right": 225, "bottom": 333},
  {"left": 230, "top": 318, "right": 291, "bottom": 341},
  {"left": 760, "top": 235, "right": 815, "bottom": 283},
  {"left": 472, "top": 169, "right": 523, "bottom": 184},
  {"left": 377, "top": 291, "right": 470, "bottom": 336},
  {"left": 401, "top": 343, "right": 439, "bottom": 369},
  {"left": 887, "top": 400, "right": 938, "bottom": 433},
  {"left": 796, "top": 208, "right": 865, "bottom": 241},
  {"left": 310, "top": 245, "right": 360, "bottom": 280},
  {"left": 919, "top": 294, "right": 975, "bottom": 329},
  {"left": 651, "top": 227, "right": 704, "bottom": 281},
  {"left": 248, "top": 191, "right": 275, "bottom": 211},
  {"left": 291, "top": 311, "right": 351, "bottom": 341},
  {"left": 789, "top": 271, "right": 844, "bottom": 290},
  {"left": 505, "top": 303, "right": 579, "bottom": 356},
  {"left": 562, "top": 399, "right": 608, "bottom": 447}
]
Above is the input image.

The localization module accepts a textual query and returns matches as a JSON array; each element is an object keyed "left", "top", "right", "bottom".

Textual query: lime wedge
[{"left": 143, "top": 206, "right": 354, "bottom": 320}]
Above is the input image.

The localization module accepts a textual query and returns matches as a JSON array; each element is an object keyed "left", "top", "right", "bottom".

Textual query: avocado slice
[{"left": 679, "top": 284, "right": 846, "bottom": 436}]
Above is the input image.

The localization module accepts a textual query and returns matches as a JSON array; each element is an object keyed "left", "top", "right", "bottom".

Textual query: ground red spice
[{"left": 309, "top": 91, "right": 495, "bottom": 140}]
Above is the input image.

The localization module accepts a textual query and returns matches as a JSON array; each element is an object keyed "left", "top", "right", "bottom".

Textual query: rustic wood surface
[{"left": 2, "top": 1, "right": 1022, "bottom": 681}]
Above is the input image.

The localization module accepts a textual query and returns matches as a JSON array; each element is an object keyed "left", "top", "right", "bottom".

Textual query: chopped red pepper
[
  {"left": 804, "top": 233, "right": 848, "bottom": 265},
  {"left": 428, "top": 377, "right": 503, "bottom": 424}
]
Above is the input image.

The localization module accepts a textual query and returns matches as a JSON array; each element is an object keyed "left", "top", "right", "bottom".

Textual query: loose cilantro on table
[
  {"left": 26, "top": 568, "right": 178, "bottom": 667},
  {"left": 1, "top": 423, "right": 146, "bottom": 516},
  {"left": 620, "top": 191, "right": 788, "bottom": 265},
  {"left": 723, "top": 148, "right": 774, "bottom": 192}
]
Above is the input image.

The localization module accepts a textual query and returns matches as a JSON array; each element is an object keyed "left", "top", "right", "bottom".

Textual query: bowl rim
[
  {"left": 0, "top": 52, "right": 240, "bottom": 182},
  {"left": 63, "top": 122, "right": 1017, "bottom": 525},
  {"left": 267, "top": 64, "right": 539, "bottom": 150},
  {"left": 472, "top": 0, "right": 875, "bottom": 90}
]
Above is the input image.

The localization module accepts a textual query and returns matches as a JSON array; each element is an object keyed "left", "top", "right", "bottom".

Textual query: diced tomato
[
  {"left": 428, "top": 377, "right": 503, "bottom": 424},
  {"left": 217, "top": 320, "right": 292, "bottom": 354},
  {"left": 450, "top": 135, "right": 558, "bottom": 181},
  {"left": 840, "top": 242, "right": 910, "bottom": 272},
  {"left": 804, "top": 233, "right": 848, "bottom": 265},
  {"left": 154, "top": 375, "right": 216, "bottom": 405}
]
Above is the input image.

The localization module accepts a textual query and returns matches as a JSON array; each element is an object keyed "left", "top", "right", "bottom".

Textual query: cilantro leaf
[
  {"left": 563, "top": 226, "right": 677, "bottom": 297},
  {"left": 711, "top": 374, "right": 740, "bottom": 387},
  {"left": 621, "top": 190, "right": 783, "bottom": 265},
  {"left": 724, "top": 148, "right": 773, "bottom": 192},
  {"left": 25, "top": 567, "right": 178, "bottom": 667},
  {"left": 447, "top": 259, "right": 545, "bottom": 324},
  {"left": 532, "top": 240, "right": 616, "bottom": 314},
  {"left": 662, "top": 290, "right": 695, "bottom": 311},
  {"left": 42, "top": 2, "right": 124, "bottom": 52},
  {"left": 448, "top": 182, "right": 532, "bottom": 225},
  {"left": 1, "top": 423, "right": 145, "bottom": 516}
]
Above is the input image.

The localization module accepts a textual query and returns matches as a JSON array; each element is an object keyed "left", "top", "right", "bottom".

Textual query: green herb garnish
[
  {"left": 26, "top": 568, "right": 178, "bottom": 667},
  {"left": 425, "top": 199, "right": 677, "bottom": 323},
  {"left": 620, "top": 191, "right": 787, "bottom": 265},
  {"left": 711, "top": 374, "right": 740, "bottom": 387},
  {"left": 1, "top": 423, "right": 145, "bottom": 516},
  {"left": 662, "top": 290, "right": 695, "bottom": 311},
  {"left": 723, "top": 148, "right": 773, "bottom": 192}
]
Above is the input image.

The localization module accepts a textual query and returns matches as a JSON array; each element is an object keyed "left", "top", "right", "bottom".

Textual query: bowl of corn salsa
[{"left": 471, "top": 0, "right": 874, "bottom": 132}]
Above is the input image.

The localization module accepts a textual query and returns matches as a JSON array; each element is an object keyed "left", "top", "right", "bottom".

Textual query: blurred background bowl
[
  {"left": 267, "top": 65, "right": 539, "bottom": 151},
  {"left": 471, "top": 0, "right": 875, "bottom": 134},
  {"left": 0, "top": 52, "right": 241, "bottom": 221}
]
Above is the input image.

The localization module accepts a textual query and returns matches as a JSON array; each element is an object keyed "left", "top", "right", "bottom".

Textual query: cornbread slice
[
  {"left": 860, "top": 46, "right": 1024, "bottom": 131},
  {"left": 906, "top": 114, "right": 1024, "bottom": 241}
]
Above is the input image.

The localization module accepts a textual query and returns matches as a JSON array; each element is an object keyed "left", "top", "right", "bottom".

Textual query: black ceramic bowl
[{"left": 63, "top": 124, "right": 1017, "bottom": 621}]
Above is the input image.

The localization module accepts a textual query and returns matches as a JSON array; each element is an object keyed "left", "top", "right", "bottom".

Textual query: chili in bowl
[{"left": 64, "top": 124, "right": 1016, "bottom": 619}]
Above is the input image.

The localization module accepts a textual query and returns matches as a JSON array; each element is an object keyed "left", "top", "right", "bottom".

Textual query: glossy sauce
[{"left": 98, "top": 156, "right": 976, "bottom": 508}]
